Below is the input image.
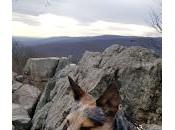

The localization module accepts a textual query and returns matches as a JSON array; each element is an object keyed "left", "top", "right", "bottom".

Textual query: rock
[
  {"left": 12, "top": 125, "right": 15, "bottom": 130},
  {"left": 31, "top": 45, "right": 161, "bottom": 130},
  {"left": 12, "top": 72, "right": 23, "bottom": 93},
  {"left": 12, "top": 84, "right": 41, "bottom": 116},
  {"left": 23, "top": 57, "right": 70, "bottom": 91},
  {"left": 31, "top": 64, "right": 78, "bottom": 130},
  {"left": 15, "top": 75, "right": 24, "bottom": 82},
  {"left": 12, "top": 81, "right": 23, "bottom": 93},
  {"left": 31, "top": 103, "right": 52, "bottom": 130},
  {"left": 12, "top": 103, "right": 31, "bottom": 130},
  {"left": 143, "top": 124, "right": 162, "bottom": 130},
  {"left": 55, "top": 57, "right": 71, "bottom": 72},
  {"left": 12, "top": 72, "right": 17, "bottom": 80},
  {"left": 23, "top": 57, "right": 59, "bottom": 82}
]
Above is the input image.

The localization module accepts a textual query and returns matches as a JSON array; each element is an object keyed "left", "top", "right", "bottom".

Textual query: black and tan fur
[{"left": 62, "top": 76, "right": 132, "bottom": 130}]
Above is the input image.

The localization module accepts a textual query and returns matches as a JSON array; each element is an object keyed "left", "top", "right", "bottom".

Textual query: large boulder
[
  {"left": 12, "top": 103, "right": 31, "bottom": 130},
  {"left": 12, "top": 84, "right": 41, "bottom": 116},
  {"left": 23, "top": 57, "right": 60, "bottom": 81},
  {"left": 23, "top": 57, "right": 70, "bottom": 91},
  {"left": 31, "top": 45, "right": 161, "bottom": 130}
]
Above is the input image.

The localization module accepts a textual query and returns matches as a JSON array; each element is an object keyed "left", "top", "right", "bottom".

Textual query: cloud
[
  {"left": 13, "top": 0, "right": 155, "bottom": 25},
  {"left": 13, "top": 13, "right": 160, "bottom": 37},
  {"left": 13, "top": 12, "right": 41, "bottom": 26}
]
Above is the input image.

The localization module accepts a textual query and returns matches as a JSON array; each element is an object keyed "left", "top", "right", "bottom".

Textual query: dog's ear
[
  {"left": 96, "top": 81, "right": 121, "bottom": 116},
  {"left": 68, "top": 76, "right": 85, "bottom": 101}
]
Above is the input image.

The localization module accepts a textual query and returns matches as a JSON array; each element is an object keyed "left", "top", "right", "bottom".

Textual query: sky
[{"left": 12, "top": 0, "right": 161, "bottom": 37}]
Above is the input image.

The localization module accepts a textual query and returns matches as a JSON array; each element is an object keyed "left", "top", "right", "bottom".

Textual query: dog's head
[{"left": 62, "top": 76, "right": 121, "bottom": 130}]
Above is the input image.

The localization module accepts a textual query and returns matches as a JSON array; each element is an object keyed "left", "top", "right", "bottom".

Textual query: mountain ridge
[{"left": 13, "top": 35, "right": 162, "bottom": 63}]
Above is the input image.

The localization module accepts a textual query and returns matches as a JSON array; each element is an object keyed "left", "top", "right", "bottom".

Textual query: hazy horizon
[{"left": 12, "top": 34, "right": 162, "bottom": 39}]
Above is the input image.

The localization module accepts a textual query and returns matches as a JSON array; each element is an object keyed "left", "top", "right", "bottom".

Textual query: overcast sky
[{"left": 12, "top": 0, "right": 161, "bottom": 37}]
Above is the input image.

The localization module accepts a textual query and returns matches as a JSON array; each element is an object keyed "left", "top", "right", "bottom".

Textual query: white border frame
[{"left": 1, "top": 0, "right": 175, "bottom": 130}]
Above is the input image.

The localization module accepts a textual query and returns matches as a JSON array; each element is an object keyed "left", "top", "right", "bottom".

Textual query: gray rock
[
  {"left": 143, "top": 124, "right": 162, "bottom": 130},
  {"left": 12, "top": 81, "right": 23, "bottom": 93},
  {"left": 12, "top": 72, "right": 17, "bottom": 80},
  {"left": 15, "top": 75, "right": 24, "bottom": 82},
  {"left": 12, "top": 72, "right": 23, "bottom": 93},
  {"left": 23, "top": 57, "right": 70, "bottom": 91},
  {"left": 31, "top": 103, "right": 52, "bottom": 130},
  {"left": 23, "top": 57, "right": 59, "bottom": 81},
  {"left": 31, "top": 45, "right": 161, "bottom": 130},
  {"left": 12, "top": 71, "right": 24, "bottom": 93},
  {"left": 12, "top": 103, "right": 31, "bottom": 130},
  {"left": 55, "top": 57, "right": 71, "bottom": 72},
  {"left": 31, "top": 64, "right": 78, "bottom": 130},
  {"left": 12, "top": 125, "right": 15, "bottom": 130},
  {"left": 12, "top": 84, "right": 41, "bottom": 116}
]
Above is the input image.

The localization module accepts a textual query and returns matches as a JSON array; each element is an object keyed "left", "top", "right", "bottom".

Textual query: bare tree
[
  {"left": 149, "top": 0, "right": 162, "bottom": 33},
  {"left": 12, "top": 40, "right": 36, "bottom": 73}
]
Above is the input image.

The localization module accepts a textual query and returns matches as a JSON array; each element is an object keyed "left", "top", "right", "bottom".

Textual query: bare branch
[
  {"left": 12, "top": 40, "right": 36, "bottom": 73},
  {"left": 149, "top": 0, "right": 162, "bottom": 33}
]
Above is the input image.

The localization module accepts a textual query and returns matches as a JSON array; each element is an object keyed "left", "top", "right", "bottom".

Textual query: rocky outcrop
[
  {"left": 12, "top": 73, "right": 41, "bottom": 130},
  {"left": 23, "top": 57, "right": 70, "bottom": 91},
  {"left": 31, "top": 45, "right": 162, "bottom": 130},
  {"left": 12, "top": 84, "right": 41, "bottom": 116},
  {"left": 12, "top": 57, "right": 71, "bottom": 130},
  {"left": 12, "top": 103, "right": 31, "bottom": 130}
]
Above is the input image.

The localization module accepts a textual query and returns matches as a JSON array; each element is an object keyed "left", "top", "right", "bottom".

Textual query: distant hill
[{"left": 12, "top": 35, "right": 162, "bottom": 62}]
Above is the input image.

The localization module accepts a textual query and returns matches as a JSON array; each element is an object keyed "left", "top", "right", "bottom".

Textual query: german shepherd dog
[{"left": 62, "top": 76, "right": 133, "bottom": 130}]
